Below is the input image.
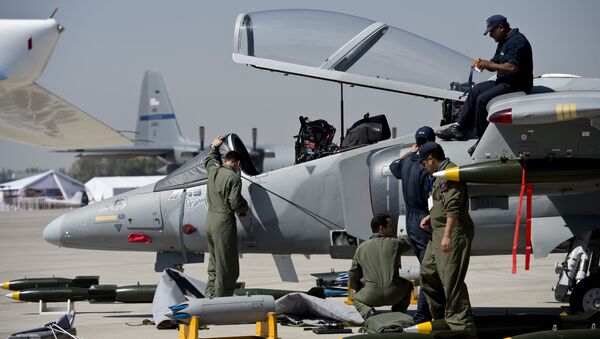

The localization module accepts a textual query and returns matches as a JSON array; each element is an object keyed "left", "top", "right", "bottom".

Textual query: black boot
[{"left": 436, "top": 124, "right": 467, "bottom": 141}]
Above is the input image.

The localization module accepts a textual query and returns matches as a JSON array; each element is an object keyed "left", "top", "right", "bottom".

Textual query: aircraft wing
[
  {"left": 473, "top": 80, "right": 600, "bottom": 162},
  {"left": 232, "top": 9, "right": 489, "bottom": 101},
  {"left": 0, "top": 83, "right": 132, "bottom": 149},
  {"left": 436, "top": 78, "right": 600, "bottom": 197}
]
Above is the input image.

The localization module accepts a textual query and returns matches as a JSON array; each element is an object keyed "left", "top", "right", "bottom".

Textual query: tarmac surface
[{"left": 0, "top": 209, "right": 568, "bottom": 338}]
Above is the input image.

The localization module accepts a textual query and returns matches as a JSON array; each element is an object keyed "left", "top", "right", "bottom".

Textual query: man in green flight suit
[
  {"left": 418, "top": 142, "right": 476, "bottom": 335},
  {"left": 348, "top": 214, "right": 413, "bottom": 319},
  {"left": 204, "top": 135, "right": 249, "bottom": 297}
]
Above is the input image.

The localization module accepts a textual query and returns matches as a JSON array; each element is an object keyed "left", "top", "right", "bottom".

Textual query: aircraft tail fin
[{"left": 134, "top": 70, "right": 186, "bottom": 147}]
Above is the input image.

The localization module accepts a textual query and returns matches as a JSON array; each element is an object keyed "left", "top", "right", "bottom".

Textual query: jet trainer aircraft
[
  {"left": 0, "top": 13, "right": 131, "bottom": 149},
  {"left": 44, "top": 10, "right": 600, "bottom": 313}
]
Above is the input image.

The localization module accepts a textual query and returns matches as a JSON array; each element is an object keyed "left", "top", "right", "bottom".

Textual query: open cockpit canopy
[
  {"left": 154, "top": 134, "right": 259, "bottom": 192},
  {"left": 233, "top": 9, "right": 488, "bottom": 101}
]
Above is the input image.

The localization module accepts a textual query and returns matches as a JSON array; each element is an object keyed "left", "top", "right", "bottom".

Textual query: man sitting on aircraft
[
  {"left": 204, "top": 136, "right": 248, "bottom": 297},
  {"left": 348, "top": 214, "right": 413, "bottom": 319},
  {"left": 389, "top": 126, "right": 435, "bottom": 323},
  {"left": 436, "top": 15, "right": 533, "bottom": 155},
  {"left": 419, "top": 142, "right": 476, "bottom": 335}
]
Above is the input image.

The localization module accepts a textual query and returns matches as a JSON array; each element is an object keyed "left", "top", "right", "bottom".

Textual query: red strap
[
  {"left": 525, "top": 183, "right": 533, "bottom": 270},
  {"left": 512, "top": 158, "right": 527, "bottom": 274}
]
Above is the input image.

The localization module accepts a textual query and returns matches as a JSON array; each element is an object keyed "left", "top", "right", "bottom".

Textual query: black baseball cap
[
  {"left": 415, "top": 126, "right": 435, "bottom": 146},
  {"left": 484, "top": 15, "right": 508, "bottom": 35},
  {"left": 419, "top": 142, "right": 445, "bottom": 163}
]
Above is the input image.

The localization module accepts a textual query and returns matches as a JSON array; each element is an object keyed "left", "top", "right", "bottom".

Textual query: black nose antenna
[{"left": 49, "top": 8, "right": 59, "bottom": 19}]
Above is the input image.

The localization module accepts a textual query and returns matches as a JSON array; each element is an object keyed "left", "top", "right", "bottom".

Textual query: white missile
[{"left": 165, "top": 295, "right": 276, "bottom": 325}]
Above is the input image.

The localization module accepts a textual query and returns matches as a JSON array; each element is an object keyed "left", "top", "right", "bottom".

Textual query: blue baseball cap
[
  {"left": 419, "top": 142, "right": 445, "bottom": 163},
  {"left": 415, "top": 126, "right": 435, "bottom": 146},
  {"left": 484, "top": 15, "right": 508, "bottom": 35}
]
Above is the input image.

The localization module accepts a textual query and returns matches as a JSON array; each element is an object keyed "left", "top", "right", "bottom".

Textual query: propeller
[{"left": 199, "top": 126, "right": 205, "bottom": 151}]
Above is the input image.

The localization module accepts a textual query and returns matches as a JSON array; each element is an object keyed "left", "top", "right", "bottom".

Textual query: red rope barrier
[
  {"left": 525, "top": 183, "right": 533, "bottom": 270},
  {"left": 512, "top": 157, "right": 527, "bottom": 274}
]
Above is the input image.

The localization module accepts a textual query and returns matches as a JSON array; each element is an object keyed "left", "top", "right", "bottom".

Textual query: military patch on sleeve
[{"left": 440, "top": 182, "right": 449, "bottom": 192}]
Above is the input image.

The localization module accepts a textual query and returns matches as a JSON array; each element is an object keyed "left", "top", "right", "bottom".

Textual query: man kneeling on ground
[{"left": 349, "top": 214, "right": 413, "bottom": 319}]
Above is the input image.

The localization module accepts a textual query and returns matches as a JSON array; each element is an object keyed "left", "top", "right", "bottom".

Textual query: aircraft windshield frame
[
  {"left": 233, "top": 9, "right": 488, "bottom": 100},
  {"left": 153, "top": 154, "right": 207, "bottom": 192}
]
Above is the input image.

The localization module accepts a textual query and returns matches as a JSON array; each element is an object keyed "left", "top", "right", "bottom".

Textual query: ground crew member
[
  {"left": 389, "top": 126, "right": 435, "bottom": 323},
  {"left": 436, "top": 14, "right": 533, "bottom": 156},
  {"left": 418, "top": 142, "right": 476, "bottom": 335},
  {"left": 348, "top": 214, "right": 413, "bottom": 319},
  {"left": 204, "top": 136, "right": 248, "bottom": 297}
]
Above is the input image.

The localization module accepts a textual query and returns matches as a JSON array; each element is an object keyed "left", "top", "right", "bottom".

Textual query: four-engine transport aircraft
[
  {"left": 0, "top": 13, "right": 132, "bottom": 149},
  {"left": 58, "top": 69, "right": 293, "bottom": 174},
  {"left": 43, "top": 10, "right": 600, "bottom": 313}
]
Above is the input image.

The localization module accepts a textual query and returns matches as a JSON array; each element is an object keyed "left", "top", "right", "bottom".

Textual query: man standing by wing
[
  {"left": 419, "top": 142, "right": 476, "bottom": 336},
  {"left": 204, "top": 136, "right": 248, "bottom": 297},
  {"left": 389, "top": 126, "right": 435, "bottom": 323}
]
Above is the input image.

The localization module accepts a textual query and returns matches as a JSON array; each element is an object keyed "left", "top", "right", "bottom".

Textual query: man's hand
[
  {"left": 477, "top": 59, "right": 492, "bottom": 71},
  {"left": 420, "top": 215, "right": 431, "bottom": 231},
  {"left": 211, "top": 136, "right": 223, "bottom": 148},
  {"left": 441, "top": 234, "right": 452, "bottom": 253}
]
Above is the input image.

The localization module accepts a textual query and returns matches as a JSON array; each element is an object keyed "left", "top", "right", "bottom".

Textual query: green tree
[
  {"left": 68, "top": 157, "right": 164, "bottom": 183},
  {"left": 0, "top": 168, "right": 15, "bottom": 183}
]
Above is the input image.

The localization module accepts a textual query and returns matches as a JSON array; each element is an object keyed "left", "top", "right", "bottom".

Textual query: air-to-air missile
[
  {"left": 1, "top": 276, "right": 99, "bottom": 291},
  {"left": 5, "top": 284, "right": 157, "bottom": 303},
  {"left": 165, "top": 295, "right": 276, "bottom": 324},
  {"left": 433, "top": 158, "right": 600, "bottom": 184},
  {"left": 403, "top": 311, "right": 600, "bottom": 339}
]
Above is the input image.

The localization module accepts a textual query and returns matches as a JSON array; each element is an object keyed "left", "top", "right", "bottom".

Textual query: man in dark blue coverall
[
  {"left": 389, "top": 126, "right": 435, "bottom": 323},
  {"left": 436, "top": 14, "right": 533, "bottom": 156}
]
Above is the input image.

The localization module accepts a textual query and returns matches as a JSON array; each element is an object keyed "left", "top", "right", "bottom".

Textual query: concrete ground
[{"left": 0, "top": 209, "right": 568, "bottom": 338}]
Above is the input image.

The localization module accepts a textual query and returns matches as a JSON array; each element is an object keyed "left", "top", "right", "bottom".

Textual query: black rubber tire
[{"left": 569, "top": 273, "right": 600, "bottom": 314}]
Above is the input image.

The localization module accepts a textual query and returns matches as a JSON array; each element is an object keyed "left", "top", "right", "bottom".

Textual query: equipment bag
[{"left": 363, "top": 312, "right": 414, "bottom": 334}]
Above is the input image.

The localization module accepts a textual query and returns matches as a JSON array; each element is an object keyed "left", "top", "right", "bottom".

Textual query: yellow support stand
[
  {"left": 410, "top": 280, "right": 418, "bottom": 305},
  {"left": 177, "top": 313, "right": 279, "bottom": 339},
  {"left": 255, "top": 312, "right": 278, "bottom": 339},
  {"left": 344, "top": 285, "right": 353, "bottom": 305},
  {"left": 179, "top": 316, "right": 199, "bottom": 339}
]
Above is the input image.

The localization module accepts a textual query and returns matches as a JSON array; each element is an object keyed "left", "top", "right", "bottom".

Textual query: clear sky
[{"left": 1, "top": 0, "right": 598, "bottom": 170}]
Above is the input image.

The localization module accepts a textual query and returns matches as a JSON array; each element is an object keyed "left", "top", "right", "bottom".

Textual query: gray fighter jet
[{"left": 44, "top": 10, "right": 600, "bottom": 313}]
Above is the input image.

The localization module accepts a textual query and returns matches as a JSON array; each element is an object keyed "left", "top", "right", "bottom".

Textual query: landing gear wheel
[{"left": 569, "top": 273, "right": 600, "bottom": 314}]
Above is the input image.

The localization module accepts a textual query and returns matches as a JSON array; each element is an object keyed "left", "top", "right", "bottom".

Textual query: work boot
[
  {"left": 436, "top": 124, "right": 467, "bottom": 141},
  {"left": 364, "top": 309, "right": 377, "bottom": 319},
  {"left": 467, "top": 139, "right": 480, "bottom": 156}
]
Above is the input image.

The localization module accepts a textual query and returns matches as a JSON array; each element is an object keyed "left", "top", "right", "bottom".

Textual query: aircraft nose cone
[{"left": 43, "top": 214, "right": 65, "bottom": 246}]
